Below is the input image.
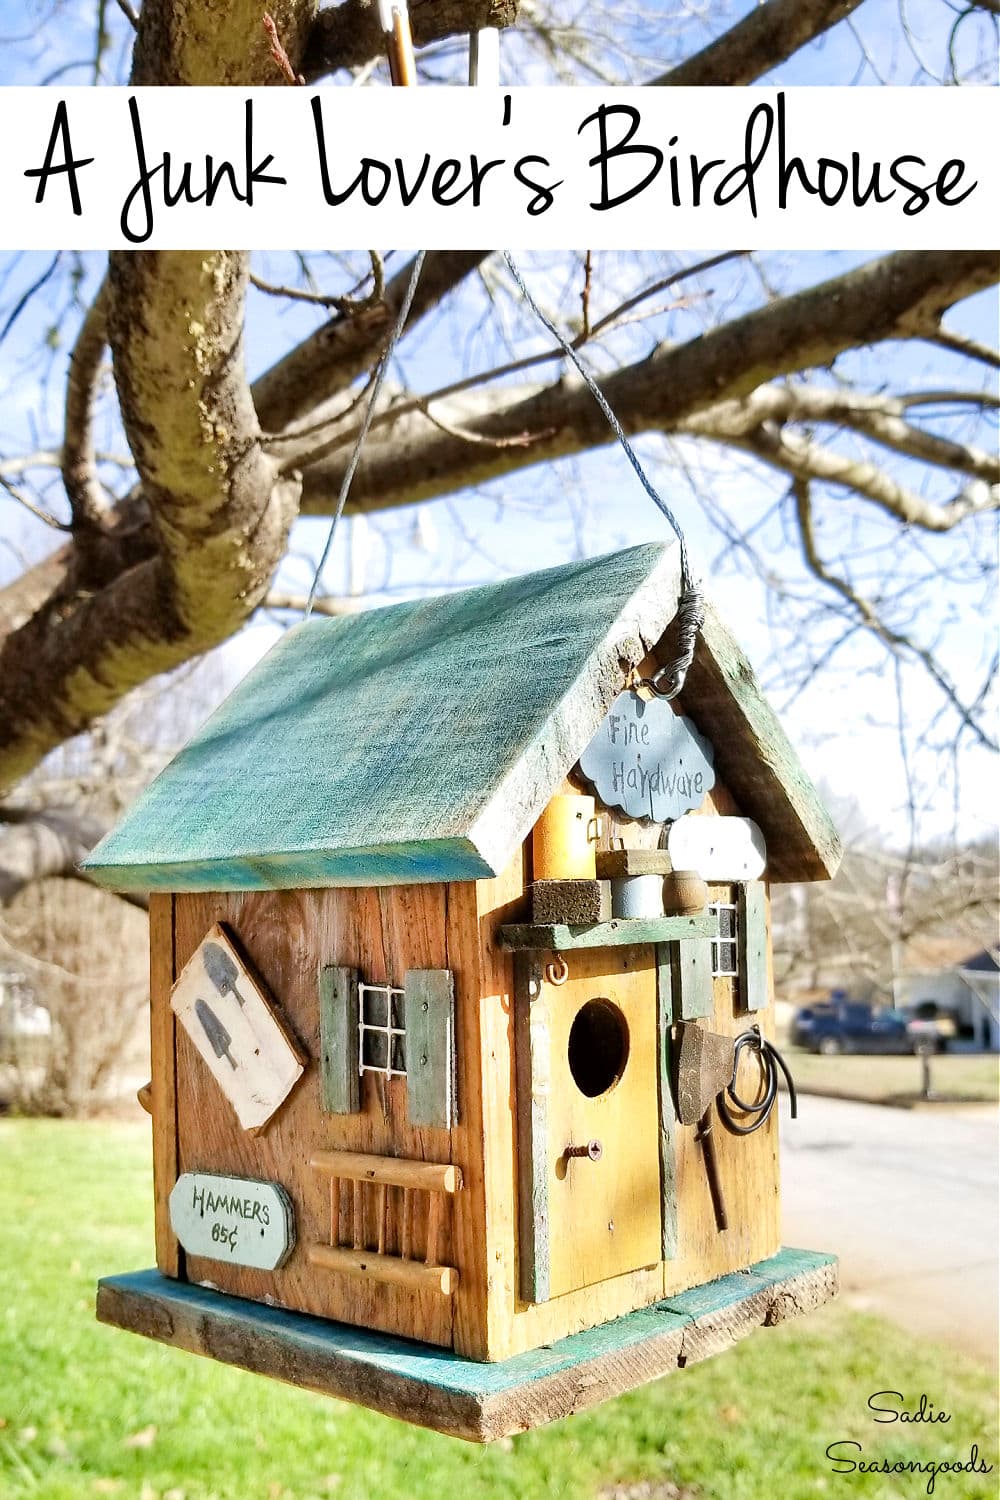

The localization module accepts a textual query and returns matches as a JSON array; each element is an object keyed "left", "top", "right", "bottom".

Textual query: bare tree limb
[
  {"left": 296, "top": 250, "right": 1000, "bottom": 516},
  {"left": 254, "top": 250, "right": 491, "bottom": 433},
  {"left": 302, "top": 0, "right": 519, "bottom": 81},
  {"left": 651, "top": 0, "right": 865, "bottom": 86},
  {"left": 61, "top": 277, "right": 110, "bottom": 529},
  {"left": 792, "top": 478, "right": 998, "bottom": 752}
]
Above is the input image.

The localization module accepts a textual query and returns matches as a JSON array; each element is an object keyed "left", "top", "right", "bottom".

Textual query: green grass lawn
[
  {"left": 1, "top": 1119, "right": 996, "bottom": 1500},
  {"left": 785, "top": 1049, "right": 999, "bottom": 1105}
]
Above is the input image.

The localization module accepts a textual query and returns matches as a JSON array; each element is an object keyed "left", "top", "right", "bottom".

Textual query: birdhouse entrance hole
[{"left": 568, "top": 997, "right": 630, "bottom": 1098}]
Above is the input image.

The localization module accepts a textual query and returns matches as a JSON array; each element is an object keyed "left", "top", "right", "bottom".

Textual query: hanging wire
[
  {"left": 305, "top": 251, "right": 427, "bottom": 619},
  {"left": 502, "top": 251, "right": 704, "bottom": 699}
]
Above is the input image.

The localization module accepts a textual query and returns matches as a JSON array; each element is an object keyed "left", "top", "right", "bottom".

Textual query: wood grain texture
[
  {"left": 307, "top": 1244, "right": 458, "bottom": 1295},
  {"left": 97, "top": 1248, "right": 838, "bottom": 1442},
  {"left": 172, "top": 886, "right": 456, "bottom": 1350},
  {"left": 309, "top": 1151, "right": 461, "bottom": 1194},
  {"left": 661, "top": 880, "right": 782, "bottom": 1297},
  {"left": 86, "top": 547, "right": 839, "bottom": 895},
  {"left": 149, "top": 894, "right": 179, "bottom": 1277},
  {"left": 448, "top": 851, "right": 525, "bottom": 1360},
  {"left": 500, "top": 915, "right": 716, "bottom": 951},
  {"left": 86, "top": 544, "right": 681, "bottom": 892},
  {"left": 540, "top": 948, "right": 662, "bottom": 1300}
]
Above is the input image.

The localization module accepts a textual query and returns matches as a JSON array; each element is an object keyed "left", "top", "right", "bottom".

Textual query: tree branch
[
  {"left": 791, "top": 478, "right": 998, "bottom": 753},
  {"left": 302, "top": 0, "right": 519, "bottom": 82},
  {"left": 651, "top": 0, "right": 865, "bottom": 86},
  {"left": 62, "top": 276, "right": 110, "bottom": 529},
  {"left": 253, "top": 250, "right": 491, "bottom": 433},
  {"left": 296, "top": 250, "right": 1000, "bottom": 516}
]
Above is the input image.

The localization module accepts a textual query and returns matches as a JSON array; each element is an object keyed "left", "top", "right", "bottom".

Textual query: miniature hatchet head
[{"left": 674, "top": 1022, "right": 736, "bottom": 1125}]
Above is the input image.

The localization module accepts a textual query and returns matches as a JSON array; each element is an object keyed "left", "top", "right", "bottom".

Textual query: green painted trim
[
  {"left": 514, "top": 954, "right": 550, "bottom": 1305},
  {"left": 83, "top": 840, "right": 493, "bottom": 894},
  {"left": 319, "top": 966, "right": 360, "bottom": 1115},
  {"left": 404, "top": 970, "right": 456, "bottom": 1130},
  {"left": 672, "top": 936, "right": 714, "bottom": 1020},
  {"left": 96, "top": 1247, "right": 837, "bottom": 1441},
  {"left": 738, "top": 882, "right": 769, "bottom": 1013},
  {"left": 655, "top": 945, "right": 678, "bottom": 1261},
  {"left": 500, "top": 915, "right": 717, "bottom": 952}
]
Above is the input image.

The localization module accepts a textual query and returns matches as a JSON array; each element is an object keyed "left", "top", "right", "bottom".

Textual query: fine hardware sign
[{"left": 579, "top": 690, "right": 715, "bottom": 823}]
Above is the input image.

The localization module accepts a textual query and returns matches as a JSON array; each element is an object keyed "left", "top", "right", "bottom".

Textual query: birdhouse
[{"left": 86, "top": 543, "right": 842, "bottom": 1442}]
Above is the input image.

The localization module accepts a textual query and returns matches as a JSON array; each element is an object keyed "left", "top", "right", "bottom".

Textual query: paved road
[{"left": 780, "top": 1094, "right": 999, "bottom": 1370}]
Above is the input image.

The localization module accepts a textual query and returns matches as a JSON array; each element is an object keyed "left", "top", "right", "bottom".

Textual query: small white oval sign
[
  {"left": 169, "top": 1172, "right": 295, "bottom": 1270},
  {"left": 668, "top": 815, "right": 767, "bottom": 881}
]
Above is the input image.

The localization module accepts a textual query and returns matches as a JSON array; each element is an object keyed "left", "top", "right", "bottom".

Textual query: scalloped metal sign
[{"left": 579, "top": 690, "right": 715, "bottom": 824}]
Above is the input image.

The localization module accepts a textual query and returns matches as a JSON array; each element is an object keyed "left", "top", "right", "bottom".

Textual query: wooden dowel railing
[
  {"left": 425, "top": 1192, "right": 443, "bottom": 1269},
  {"left": 308, "top": 1244, "right": 458, "bottom": 1296},
  {"left": 352, "top": 1180, "right": 364, "bottom": 1249},
  {"left": 310, "top": 1150, "right": 462, "bottom": 1195},
  {"left": 401, "top": 1187, "right": 413, "bottom": 1260},
  {"left": 329, "top": 1177, "right": 340, "bottom": 1248}
]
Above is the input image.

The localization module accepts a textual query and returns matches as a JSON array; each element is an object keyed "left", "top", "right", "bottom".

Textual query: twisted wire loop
[
  {"left": 636, "top": 583, "right": 706, "bottom": 700},
  {"left": 717, "top": 1025, "right": 798, "bottom": 1136},
  {"left": 502, "top": 250, "right": 704, "bottom": 699}
]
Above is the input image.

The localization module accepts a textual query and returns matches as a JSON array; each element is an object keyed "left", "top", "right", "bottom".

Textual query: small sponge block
[
  {"left": 530, "top": 879, "right": 612, "bottom": 925},
  {"left": 596, "top": 848, "right": 673, "bottom": 879}
]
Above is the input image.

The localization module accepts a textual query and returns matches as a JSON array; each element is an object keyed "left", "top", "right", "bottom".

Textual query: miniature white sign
[
  {"left": 169, "top": 1172, "right": 295, "bottom": 1270},
  {"left": 170, "top": 924, "right": 305, "bottom": 1132},
  {"left": 579, "top": 690, "right": 715, "bottom": 823},
  {"left": 668, "top": 815, "right": 767, "bottom": 880}
]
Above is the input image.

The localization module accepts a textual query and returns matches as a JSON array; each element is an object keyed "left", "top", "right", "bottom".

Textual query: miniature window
[
  {"left": 358, "top": 982, "right": 407, "bottom": 1079},
  {"left": 708, "top": 902, "right": 738, "bottom": 979}
]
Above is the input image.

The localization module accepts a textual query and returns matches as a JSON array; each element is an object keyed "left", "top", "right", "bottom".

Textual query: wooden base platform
[{"left": 97, "top": 1247, "right": 837, "bottom": 1444}]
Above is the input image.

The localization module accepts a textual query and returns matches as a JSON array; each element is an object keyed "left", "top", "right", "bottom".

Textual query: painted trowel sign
[{"left": 170, "top": 924, "right": 304, "bottom": 1131}]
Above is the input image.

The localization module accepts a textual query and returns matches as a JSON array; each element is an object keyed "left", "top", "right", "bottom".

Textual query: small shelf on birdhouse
[{"left": 499, "top": 914, "right": 717, "bottom": 952}]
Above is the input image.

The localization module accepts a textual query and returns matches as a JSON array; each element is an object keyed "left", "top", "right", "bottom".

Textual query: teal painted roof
[
  {"left": 85, "top": 544, "right": 684, "bottom": 892},
  {"left": 84, "top": 542, "right": 840, "bottom": 893}
]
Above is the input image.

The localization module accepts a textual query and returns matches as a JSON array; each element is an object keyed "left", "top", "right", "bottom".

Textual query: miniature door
[{"left": 516, "top": 947, "right": 661, "bottom": 1303}]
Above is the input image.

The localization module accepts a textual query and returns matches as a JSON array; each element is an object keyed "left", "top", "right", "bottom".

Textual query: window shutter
[
  {"left": 319, "top": 965, "right": 360, "bottom": 1113},
  {"left": 673, "top": 938, "right": 714, "bottom": 1020},
  {"left": 738, "top": 882, "right": 769, "bottom": 1012},
  {"left": 404, "top": 969, "right": 457, "bottom": 1129}
]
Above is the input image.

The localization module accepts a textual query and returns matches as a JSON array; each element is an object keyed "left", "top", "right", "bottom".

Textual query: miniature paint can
[
  {"left": 610, "top": 874, "right": 664, "bottom": 919},
  {"left": 533, "top": 795, "right": 602, "bottom": 881},
  {"left": 662, "top": 869, "right": 709, "bottom": 915}
]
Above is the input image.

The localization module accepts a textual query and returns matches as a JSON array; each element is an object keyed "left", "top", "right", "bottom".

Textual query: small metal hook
[{"left": 544, "top": 956, "right": 569, "bottom": 987}]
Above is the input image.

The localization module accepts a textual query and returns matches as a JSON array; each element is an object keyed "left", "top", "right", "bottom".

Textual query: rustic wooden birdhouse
[{"left": 86, "top": 542, "right": 842, "bottom": 1442}]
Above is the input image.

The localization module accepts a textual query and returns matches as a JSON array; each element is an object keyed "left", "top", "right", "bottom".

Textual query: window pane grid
[
  {"left": 708, "top": 902, "right": 739, "bottom": 979},
  {"left": 358, "top": 983, "right": 407, "bottom": 1079}
]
